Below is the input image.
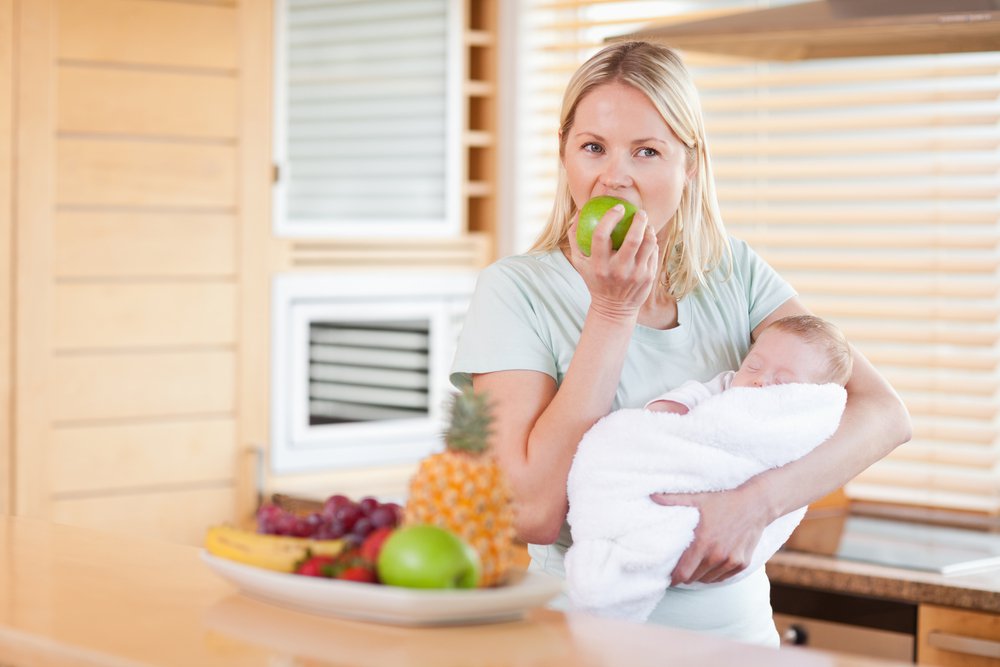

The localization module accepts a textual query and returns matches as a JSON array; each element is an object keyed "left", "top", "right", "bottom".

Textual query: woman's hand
[
  {"left": 567, "top": 206, "right": 659, "bottom": 321},
  {"left": 650, "top": 486, "right": 770, "bottom": 585}
]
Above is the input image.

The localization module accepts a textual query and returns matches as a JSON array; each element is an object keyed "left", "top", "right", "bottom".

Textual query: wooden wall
[
  {"left": 4, "top": 0, "right": 498, "bottom": 543},
  {"left": 9, "top": 0, "right": 248, "bottom": 542}
]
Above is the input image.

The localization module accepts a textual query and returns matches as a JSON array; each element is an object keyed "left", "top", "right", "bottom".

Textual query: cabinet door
[{"left": 918, "top": 604, "right": 1000, "bottom": 666}]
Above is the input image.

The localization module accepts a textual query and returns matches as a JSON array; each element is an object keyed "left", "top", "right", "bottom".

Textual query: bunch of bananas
[{"left": 204, "top": 524, "right": 346, "bottom": 572}]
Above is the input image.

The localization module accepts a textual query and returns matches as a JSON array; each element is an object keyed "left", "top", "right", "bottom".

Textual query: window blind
[
  {"left": 274, "top": 0, "right": 460, "bottom": 236},
  {"left": 516, "top": 0, "right": 1000, "bottom": 515}
]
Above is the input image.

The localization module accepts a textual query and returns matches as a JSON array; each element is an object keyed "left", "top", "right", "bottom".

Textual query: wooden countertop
[
  {"left": 767, "top": 548, "right": 1000, "bottom": 613},
  {"left": 0, "top": 516, "right": 912, "bottom": 667}
]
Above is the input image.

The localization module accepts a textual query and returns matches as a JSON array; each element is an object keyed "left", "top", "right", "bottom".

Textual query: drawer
[{"left": 918, "top": 604, "right": 1000, "bottom": 666}]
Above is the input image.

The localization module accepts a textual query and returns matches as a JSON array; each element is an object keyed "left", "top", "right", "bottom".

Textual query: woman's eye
[
  {"left": 636, "top": 147, "right": 659, "bottom": 157},
  {"left": 582, "top": 142, "right": 603, "bottom": 154}
]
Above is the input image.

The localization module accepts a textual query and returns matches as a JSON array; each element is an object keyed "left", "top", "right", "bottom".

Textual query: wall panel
[
  {"left": 53, "top": 282, "right": 237, "bottom": 349},
  {"left": 57, "top": 0, "right": 238, "bottom": 70},
  {"left": 0, "top": 0, "right": 12, "bottom": 514},
  {"left": 56, "top": 139, "right": 237, "bottom": 208},
  {"left": 50, "top": 418, "right": 237, "bottom": 494},
  {"left": 54, "top": 211, "right": 236, "bottom": 278},
  {"left": 58, "top": 65, "right": 238, "bottom": 138},
  {"left": 51, "top": 351, "right": 235, "bottom": 422}
]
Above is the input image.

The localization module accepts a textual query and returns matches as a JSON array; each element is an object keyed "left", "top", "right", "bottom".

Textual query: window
[
  {"left": 273, "top": 0, "right": 463, "bottom": 238},
  {"left": 515, "top": 0, "right": 1000, "bottom": 515}
]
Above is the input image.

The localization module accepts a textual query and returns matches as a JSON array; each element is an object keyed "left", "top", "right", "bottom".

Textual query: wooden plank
[
  {"left": 58, "top": 65, "right": 238, "bottom": 139},
  {"left": 237, "top": 0, "right": 274, "bottom": 524},
  {"left": 54, "top": 211, "right": 236, "bottom": 278},
  {"left": 57, "top": 138, "right": 237, "bottom": 208},
  {"left": 918, "top": 604, "right": 1000, "bottom": 667},
  {"left": 51, "top": 418, "right": 237, "bottom": 494},
  {"left": 51, "top": 350, "right": 236, "bottom": 422},
  {"left": 14, "top": 0, "right": 55, "bottom": 518},
  {"left": 54, "top": 282, "right": 237, "bottom": 350},
  {"left": 0, "top": 0, "right": 11, "bottom": 515},
  {"left": 50, "top": 486, "right": 236, "bottom": 546},
  {"left": 57, "top": 0, "right": 237, "bottom": 70}
]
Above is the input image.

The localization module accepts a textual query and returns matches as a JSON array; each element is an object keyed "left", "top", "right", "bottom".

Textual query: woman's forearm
[{"left": 476, "top": 307, "right": 637, "bottom": 544}]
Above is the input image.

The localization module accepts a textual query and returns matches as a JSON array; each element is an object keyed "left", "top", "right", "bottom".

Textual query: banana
[{"left": 204, "top": 524, "right": 346, "bottom": 572}]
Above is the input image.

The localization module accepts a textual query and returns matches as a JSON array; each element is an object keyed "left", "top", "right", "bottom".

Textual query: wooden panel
[
  {"left": 918, "top": 604, "right": 1000, "bottom": 666},
  {"left": 15, "top": 0, "right": 55, "bottom": 518},
  {"left": 58, "top": 65, "right": 238, "bottom": 138},
  {"left": 54, "top": 282, "right": 237, "bottom": 349},
  {"left": 51, "top": 418, "right": 237, "bottom": 494},
  {"left": 54, "top": 211, "right": 236, "bottom": 278},
  {"left": 51, "top": 350, "right": 236, "bottom": 422},
  {"left": 50, "top": 486, "right": 236, "bottom": 546},
  {"left": 237, "top": 0, "right": 274, "bottom": 525},
  {"left": 57, "top": 138, "right": 237, "bottom": 208},
  {"left": 57, "top": 0, "right": 237, "bottom": 70},
  {"left": 0, "top": 0, "right": 12, "bottom": 514}
]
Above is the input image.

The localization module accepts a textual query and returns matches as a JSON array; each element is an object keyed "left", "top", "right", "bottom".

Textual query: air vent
[
  {"left": 308, "top": 319, "right": 432, "bottom": 425},
  {"left": 271, "top": 270, "right": 476, "bottom": 473}
]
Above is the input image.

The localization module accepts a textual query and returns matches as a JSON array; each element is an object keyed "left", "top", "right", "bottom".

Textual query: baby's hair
[{"left": 765, "top": 315, "right": 853, "bottom": 386}]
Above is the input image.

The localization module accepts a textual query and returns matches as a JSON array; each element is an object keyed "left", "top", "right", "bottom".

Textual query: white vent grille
[
  {"left": 308, "top": 319, "right": 432, "bottom": 424},
  {"left": 271, "top": 271, "right": 475, "bottom": 473}
]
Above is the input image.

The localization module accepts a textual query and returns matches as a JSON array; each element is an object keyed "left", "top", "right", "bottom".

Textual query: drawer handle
[{"left": 927, "top": 631, "right": 1000, "bottom": 659}]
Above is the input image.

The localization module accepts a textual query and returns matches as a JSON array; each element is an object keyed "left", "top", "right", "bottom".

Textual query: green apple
[
  {"left": 376, "top": 525, "right": 481, "bottom": 589},
  {"left": 576, "top": 195, "right": 638, "bottom": 256}
]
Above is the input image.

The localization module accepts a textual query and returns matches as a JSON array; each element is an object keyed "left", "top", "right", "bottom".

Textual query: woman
[{"left": 450, "top": 41, "right": 910, "bottom": 644}]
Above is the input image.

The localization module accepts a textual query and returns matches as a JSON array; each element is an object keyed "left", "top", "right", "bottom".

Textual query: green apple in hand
[
  {"left": 376, "top": 525, "right": 481, "bottom": 589},
  {"left": 576, "top": 195, "right": 638, "bottom": 256}
]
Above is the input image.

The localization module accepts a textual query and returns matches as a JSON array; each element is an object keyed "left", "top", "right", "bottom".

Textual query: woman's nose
[{"left": 599, "top": 152, "right": 632, "bottom": 188}]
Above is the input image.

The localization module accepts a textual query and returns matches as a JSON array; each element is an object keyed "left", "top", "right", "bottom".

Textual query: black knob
[{"left": 782, "top": 624, "right": 809, "bottom": 646}]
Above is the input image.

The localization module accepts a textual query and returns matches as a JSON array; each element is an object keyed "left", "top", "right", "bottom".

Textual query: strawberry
[
  {"left": 338, "top": 565, "right": 378, "bottom": 583},
  {"left": 359, "top": 526, "right": 395, "bottom": 565},
  {"left": 295, "top": 554, "right": 337, "bottom": 577}
]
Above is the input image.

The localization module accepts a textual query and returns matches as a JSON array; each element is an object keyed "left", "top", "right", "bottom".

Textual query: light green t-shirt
[{"left": 450, "top": 237, "right": 795, "bottom": 645}]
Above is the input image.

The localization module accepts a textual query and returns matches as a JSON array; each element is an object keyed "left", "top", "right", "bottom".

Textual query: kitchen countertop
[
  {"left": 0, "top": 515, "right": 912, "bottom": 667},
  {"left": 767, "top": 546, "right": 1000, "bottom": 613}
]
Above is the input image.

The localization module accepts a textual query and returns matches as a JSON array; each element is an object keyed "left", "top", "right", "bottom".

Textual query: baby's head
[{"left": 732, "top": 315, "right": 853, "bottom": 389}]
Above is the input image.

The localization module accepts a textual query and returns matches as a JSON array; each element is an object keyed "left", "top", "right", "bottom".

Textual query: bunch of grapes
[{"left": 256, "top": 494, "right": 403, "bottom": 544}]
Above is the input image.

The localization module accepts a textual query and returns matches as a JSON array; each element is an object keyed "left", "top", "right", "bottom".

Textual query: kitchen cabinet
[{"left": 917, "top": 604, "right": 1000, "bottom": 666}]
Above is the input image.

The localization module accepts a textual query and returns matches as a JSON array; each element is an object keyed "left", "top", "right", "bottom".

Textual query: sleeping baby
[{"left": 565, "top": 315, "right": 853, "bottom": 622}]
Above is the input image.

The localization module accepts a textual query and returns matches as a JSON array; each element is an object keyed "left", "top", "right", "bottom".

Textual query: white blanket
[{"left": 565, "top": 383, "right": 846, "bottom": 622}]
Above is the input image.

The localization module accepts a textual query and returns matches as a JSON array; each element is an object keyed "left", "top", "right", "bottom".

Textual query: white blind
[
  {"left": 516, "top": 0, "right": 1000, "bottom": 515},
  {"left": 275, "top": 0, "right": 459, "bottom": 236}
]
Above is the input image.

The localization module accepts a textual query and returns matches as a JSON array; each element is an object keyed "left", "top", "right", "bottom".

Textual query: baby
[
  {"left": 565, "top": 314, "right": 853, "bottom": 623},
  {"left": 648, "top": 314, "right": 853, "bottom": 415}
]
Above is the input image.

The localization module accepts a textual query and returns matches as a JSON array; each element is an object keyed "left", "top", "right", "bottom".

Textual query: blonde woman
[{"left": 451, "top": 41, "right": 910, "bottom": 645}]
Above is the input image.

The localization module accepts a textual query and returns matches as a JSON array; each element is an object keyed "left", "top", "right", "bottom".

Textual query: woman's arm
[
  {"left": 475, "top": 210, "right": 659, "bottom": 545},
  {"left": 653, "top": 296, "right": 912, "bottom": 584}
]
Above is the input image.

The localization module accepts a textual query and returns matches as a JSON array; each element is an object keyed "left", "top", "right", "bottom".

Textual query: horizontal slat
[
  {"left": 902, "top": 396, "right": 998, "bottom": 420},
  {"left": 808, "top": 300, "right": 998, "bottom": 322},
  {"left": 58, "top": 65, "right": 237, "bottom": 139},
  {"left": 765, "top": 253, "right": 999, "bottom": 274},
  {"left": 709, "top": 132, "right": 1000, "bottom": 156},
  {"left": 786, "top": 276, "right": 998, "bottom": 299},
  {"left": 911, "top": 420, "right": 998, "bottom": 447},
  {"left": 707, "top": 109, "right": 1000, "bottom": 133},
  {"left": 845, "top": 483, "right": 1000, "bottom": 513},
  {"left": 886, "top": 441, "right": 999, "bottom": 467},
  {"left": 713, "top": 156, "right": 1000, "bottom": 179},
  {"left": 54, "top": 282, "right": 236, "bottom": 350},
  {"left": 57, "top": 138, "right": 236, "bottom": 208},
  {"left": 723, "top": 205, "right": 1000, "bottom": 226},
  {"left": 861, "top": 346, "right": 998, "bottom": 371},
  {"left": 852, "top": 462, "right": 1000, "bottom": 496},
  {"left": 693, "top": 61, "right": 1000, "bottom": 89},
  {"left": 717, "top": 182, "right": 1000, "bottom": 201},
  {"left": 51, "top": 418, "right": 237, "bottom": 494},
  {"left": 57, "top": 0, "right": 237, "bottom": 70},
  {"left": 880, "top": 370, "right": 998, "bottom": 395},
  {"left": 51, "top": 351, "right": 235, "bottom": 422},
  {"left": 742, "top": 230, "right": 997, "bottom": 250},
  {"left": 50, "top": 486, "right": 236, "bottom": 546},
  {"left": 54, "top": 212, "right": 235, "bottom": 278}
]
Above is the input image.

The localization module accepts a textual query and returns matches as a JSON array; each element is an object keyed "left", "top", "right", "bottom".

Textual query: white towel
[{"left": 565, "top": 382, "right": 847, "bottom": 622}]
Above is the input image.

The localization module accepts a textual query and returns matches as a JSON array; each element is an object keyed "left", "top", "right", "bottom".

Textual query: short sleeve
[
  {"left": 450, "top": 262, "right": 559, "bottom": 389},
  {"left": 730, "top": 238, "right": 797, "bottom": 331}
]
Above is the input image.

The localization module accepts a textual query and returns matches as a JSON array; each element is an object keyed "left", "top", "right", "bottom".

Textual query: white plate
[{"left": 200, "top": 551, "right": 564, "bottom": 626}]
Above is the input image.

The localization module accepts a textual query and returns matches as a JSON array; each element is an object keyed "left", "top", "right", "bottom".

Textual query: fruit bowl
[{"left": 201, "top": 551, "right": 564, "bottom": 626}]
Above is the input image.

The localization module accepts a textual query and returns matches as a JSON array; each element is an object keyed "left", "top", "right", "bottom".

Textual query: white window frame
[{"left": 271, "top": 0, "right": 464, "bottom": 239}]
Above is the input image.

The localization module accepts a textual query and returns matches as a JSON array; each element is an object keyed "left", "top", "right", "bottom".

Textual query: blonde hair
[
  {"left": 766, "top": 315, "right": 854, "bottom": 386},
  {"left": 528, "top": 41, "right": 731, "bottom": 299}
]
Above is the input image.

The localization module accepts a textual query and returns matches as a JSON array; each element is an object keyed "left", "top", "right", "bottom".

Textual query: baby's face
[{"left": 731, "top": 329, "right": 831, "bottom": 388}]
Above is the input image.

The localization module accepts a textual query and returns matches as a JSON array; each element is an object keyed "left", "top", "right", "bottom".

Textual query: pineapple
[{"left": 405, "top": 386, "right": 516, "bottom": 587}]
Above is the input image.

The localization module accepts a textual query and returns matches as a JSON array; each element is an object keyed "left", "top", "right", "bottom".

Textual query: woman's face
[{"left": 562, "top": 81, "right": 691, "bottom": 240}]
